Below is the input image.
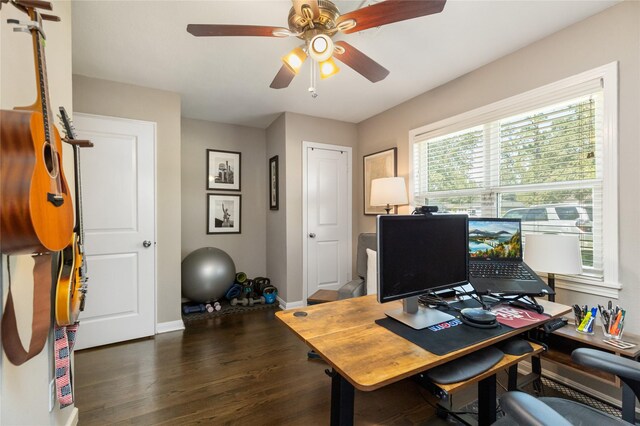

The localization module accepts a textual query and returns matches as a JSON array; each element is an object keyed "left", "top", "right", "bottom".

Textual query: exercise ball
[{"left": 182, "top": 247, "right": 236, "bottom": 302}]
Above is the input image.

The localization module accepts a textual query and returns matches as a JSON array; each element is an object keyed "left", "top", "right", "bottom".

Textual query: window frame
[{"left": 409, "top": 62, "right": 619, "bottom": 298}]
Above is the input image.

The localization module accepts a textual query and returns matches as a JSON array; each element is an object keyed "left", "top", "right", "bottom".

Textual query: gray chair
[
  {"left": 337, "top": 233, "right": 376, "bottom": 299},
  {"left": 497, "top": 348, "right": 639, "bottom": 425}
]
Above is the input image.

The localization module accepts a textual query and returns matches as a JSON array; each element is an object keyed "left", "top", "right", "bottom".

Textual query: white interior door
[
  {"left": 72, "top": 113, "right": 156, "bottom": 350},
  {"left": 304, "top": 142, "right": 352, "bottom": 300}
]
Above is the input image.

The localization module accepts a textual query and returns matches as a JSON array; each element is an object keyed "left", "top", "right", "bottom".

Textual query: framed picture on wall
[
  {"left": 363, "top": 147, "right": 397, "bottom": 215},
  {"left": 207, "top": 149, "right": 241, "bottom": 191},
  {"left": 207, "top": 194, "right": 241, "bottom": 234},
  {"left": 269, "top": 155, "right": 279, "bottom": 210}
]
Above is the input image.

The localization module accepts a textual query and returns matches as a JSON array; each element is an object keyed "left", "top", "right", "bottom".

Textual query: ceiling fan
[{"left": 187, "top": 0, "right": 446, "bottom": 90}]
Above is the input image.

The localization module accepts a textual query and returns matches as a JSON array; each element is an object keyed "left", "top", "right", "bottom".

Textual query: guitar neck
[
  {"left": 59, "top": 107, "right": 89, "bottom": 248},
  {"left": 29, "top": 8, "right": 61, "bottom": 190},
  {"left": 73, "top": 144, "right": 85, "bottom": 245}
]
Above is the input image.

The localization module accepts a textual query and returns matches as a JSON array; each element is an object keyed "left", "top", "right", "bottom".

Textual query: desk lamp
[
  {"left": 370, "top": 177, "right": 408, "bottom": 214},
  {"left": 524, "top": 233, "right": 583, "bottom": 302}
]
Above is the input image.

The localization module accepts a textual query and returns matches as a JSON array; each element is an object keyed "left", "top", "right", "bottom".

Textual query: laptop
[{"left": 467, "top": 218, "right": 554, "bottom": 296}]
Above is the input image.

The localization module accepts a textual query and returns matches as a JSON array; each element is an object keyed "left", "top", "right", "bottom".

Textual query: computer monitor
[{"left": 377, "top": 214, "right": 469, "bottom": 329}]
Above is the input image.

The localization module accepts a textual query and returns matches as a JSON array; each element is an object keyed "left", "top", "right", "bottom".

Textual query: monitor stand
[{"left": 385, "top": 296, "right": 455, "bottom": 330}]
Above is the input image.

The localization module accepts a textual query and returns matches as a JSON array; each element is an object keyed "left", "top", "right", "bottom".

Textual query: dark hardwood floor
[{"left": 75, "top": 309, "right": 460, "bottom": 425}]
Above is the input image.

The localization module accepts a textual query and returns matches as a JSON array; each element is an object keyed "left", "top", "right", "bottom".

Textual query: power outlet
[{"left": 49, "top": 379, "right": 56, "bottom": 412}]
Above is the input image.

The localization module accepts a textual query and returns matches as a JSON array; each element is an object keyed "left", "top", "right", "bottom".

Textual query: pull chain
[{"left": 308, "top": 60, "right": 318, "bottom": 98}]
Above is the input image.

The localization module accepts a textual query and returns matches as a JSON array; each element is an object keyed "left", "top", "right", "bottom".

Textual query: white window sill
[{"left": 537, "top": 273, "right": 622, "bottom": 299}]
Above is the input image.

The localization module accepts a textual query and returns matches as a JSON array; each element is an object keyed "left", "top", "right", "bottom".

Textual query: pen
[
  {"left": 617, "top": 310, "right": 626, "bottom": 337},
  {"left": 611, "top": 310, "right": 623, "bottom": 335},
  {"left": 602, "top": 310, "right": 610, "bottom": 331},
  {"left": 585, "top": 307, "right": 597, "bottom": 333},
  {"left": 573, "top": 304, "right": 582, "bottom": 320}
]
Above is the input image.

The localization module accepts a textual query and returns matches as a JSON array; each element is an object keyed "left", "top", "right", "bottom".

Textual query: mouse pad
[
  {"left": 491, "top": 304, "right": 549, "bottom": 328},
  {"left": 375, "top": 315, "right": 513, "bottom": 356}
]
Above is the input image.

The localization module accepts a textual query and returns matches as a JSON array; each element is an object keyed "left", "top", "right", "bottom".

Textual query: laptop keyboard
[{"left": 469, "top": 263, "right": 536, "bottom": 280}]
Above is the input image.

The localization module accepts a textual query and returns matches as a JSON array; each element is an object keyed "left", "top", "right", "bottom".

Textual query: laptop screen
[{"left": 468, "top": 218, "right": 522, "bottom": 261}]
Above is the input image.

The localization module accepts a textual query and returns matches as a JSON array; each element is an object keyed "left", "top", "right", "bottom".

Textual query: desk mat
[{"left": 375, "top": 301, "right": 514, "bottom": 356}]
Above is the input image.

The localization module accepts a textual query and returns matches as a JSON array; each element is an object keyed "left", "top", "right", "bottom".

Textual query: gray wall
[
  {"left": 282, "top": 112, "right": 359, "bottom": 303},
  {"left": 357, "top": 1, "right": 639, "bottom": 329},
  {"left": 73, "top": 75, "right": 183, "bottom": 324},
  {"left": 1, "top": 2, "right": 76, "bottom": 424},
  {"left": 181, "top": 118, "right": 267, "bottom": 280},
  {"left": 265, "top": 114, "right": 288, "bottom": 299}
]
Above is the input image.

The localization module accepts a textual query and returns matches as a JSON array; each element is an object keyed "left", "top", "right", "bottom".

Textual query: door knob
[
  {"left": 143, "top": 240, "right": 152, "bottom": 248},
  {"left": 308, "top": 233, "right": 316, "bottom": 238}
]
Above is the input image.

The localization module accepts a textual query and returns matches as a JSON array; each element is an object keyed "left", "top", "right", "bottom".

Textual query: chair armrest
[
  {"left": 338, "top": 278, "right": 364, "bottom": 300},
  {"left": 500, "top": 391, "right": 572, "bottom": 426},
  {"left": 573, "top": 348, "right": 640, "bottom": 382}
]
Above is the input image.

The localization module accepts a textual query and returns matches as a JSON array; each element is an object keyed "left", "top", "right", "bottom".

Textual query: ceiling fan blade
[
  {"left": 293, "top": 0, "right": 320, "bottom": 19},
  {"left": 270, "top": 65, "right": 297, "bottom": 89},
  {"left": 333, "top": 41, "right": 389, "bottom": 83},
  {"left": 337, "top": 0, "right": 446, "bottom": 34},
  {"left": 187, "top": 24, "right": 288, "bottom": 37}
]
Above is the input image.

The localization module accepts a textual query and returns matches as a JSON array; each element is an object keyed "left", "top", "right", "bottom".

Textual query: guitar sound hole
[{"left": 43, "top": 142, "right": 57, "bottom": 177}]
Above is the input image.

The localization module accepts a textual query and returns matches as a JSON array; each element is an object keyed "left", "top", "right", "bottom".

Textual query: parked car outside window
[{"left": 503, "top": 204, "right": 593, "bottom": 266}]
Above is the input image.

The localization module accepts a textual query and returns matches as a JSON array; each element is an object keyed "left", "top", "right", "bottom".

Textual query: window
[{"left": 410, "top": 63, "right": 619, "bottom": 295}]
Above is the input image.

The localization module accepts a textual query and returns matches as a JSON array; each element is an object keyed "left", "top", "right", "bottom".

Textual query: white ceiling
[{"left": 71, "top": 0, "right": 618, "bottom": 129}]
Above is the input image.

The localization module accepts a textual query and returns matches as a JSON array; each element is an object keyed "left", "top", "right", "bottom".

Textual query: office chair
[{"left": 496, "top": 348, "right": 639, "bottom": 425}]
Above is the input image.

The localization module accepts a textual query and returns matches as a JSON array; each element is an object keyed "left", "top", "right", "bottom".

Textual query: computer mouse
[
  {"left": 459, "top": 308, "right": 499, "bottom": 328},
  {"left": 498, "top": 338, "right": 533, "bottom": 355},
  {"left": 460, "top": 308, "right": 497, "bottom": 324}
]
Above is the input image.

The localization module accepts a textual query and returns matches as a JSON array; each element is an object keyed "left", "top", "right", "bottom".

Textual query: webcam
[{"left": 413, "top": 205, "right": 439, "bottom": 215}]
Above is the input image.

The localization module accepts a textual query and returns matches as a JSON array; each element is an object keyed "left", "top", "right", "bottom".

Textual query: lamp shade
[
  {"left": 524, "top": 234, "right": 583, "bottom": 275},
  {"left": 282, "top": 46, "right": 307, "bottom": 74},
  {"left": 370, "top": 177, "right": 408, "bottom": 207},
  {"left": 319, "top": 58, "right": 340, "bottom": 79}
]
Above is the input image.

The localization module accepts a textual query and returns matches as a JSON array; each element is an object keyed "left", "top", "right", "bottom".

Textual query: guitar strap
[
  {"left": 54, "top": 322, "right": 78, "bottom": 408},
  {"left": 1, "top": 253, "right": 53, "bottom": 365}
]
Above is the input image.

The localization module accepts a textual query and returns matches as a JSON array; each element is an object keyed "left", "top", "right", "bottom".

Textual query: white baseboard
[
  {"left": 65, "top": 407, "right": 79, "bottom": 426},
  {"left": 277, "top": 296, "right": 303, "bottom": 310},
  {"left": 156, "top": 320, "right": 185, "bottom": 334}
]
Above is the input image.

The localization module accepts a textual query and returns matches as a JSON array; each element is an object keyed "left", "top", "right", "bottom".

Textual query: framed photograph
[
  {"left": 363, "top": 147, "right": 397, "bottom": 215},
  {"left": 207, "top": 149, "right": 241, "bottom": 191},
  {"left": 269, "top": 155, "right": 279, "bottom": 210},
  {"left": 207, "top": 194, "right": 241, "bottom": 234}
]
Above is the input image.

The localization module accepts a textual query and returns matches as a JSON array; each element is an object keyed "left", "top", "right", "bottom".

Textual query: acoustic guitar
[
  {"left": 0, "top": 4, "right": 74, "bottom": 254},
  {"left": 55, "top": 107, "right": 92, "bottom": 326}
]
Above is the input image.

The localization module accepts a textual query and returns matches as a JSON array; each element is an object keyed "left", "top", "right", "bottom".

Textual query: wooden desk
[{"left": 276, "top": 295, "right": 570, "bottom": 425}]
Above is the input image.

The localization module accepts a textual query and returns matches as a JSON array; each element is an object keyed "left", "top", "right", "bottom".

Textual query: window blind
[{"left": 412, "top": 82, "right": 604, "bottom": 279}]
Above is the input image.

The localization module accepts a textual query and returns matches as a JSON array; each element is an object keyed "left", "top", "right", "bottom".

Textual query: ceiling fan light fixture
[
  {"left": 309, "top": 34, "right": 334, "bottom": 62},
  {"left": 282, "top": 46, "right": 308, "bottom": 74},
  {"left": 319, "top": 57, "right": 340, "bottom": 80}
]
